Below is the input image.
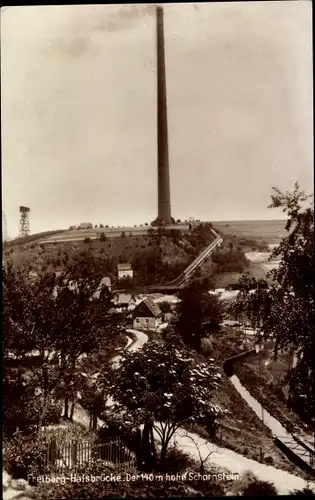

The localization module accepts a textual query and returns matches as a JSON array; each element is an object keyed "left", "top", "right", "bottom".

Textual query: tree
[
  {"left": 233, "top": 183, "right": 314, "bottom": 432},
  {"left": 99, "top": 232, "right": 107, "bottom": 242},
  {"left": 105, "top": 336, "right": 222, "bottom": 470},
  {"left": 242, "top": 478, "right": 277, "bottom": 496},
  {"left": 121, "top": 231, "right": 126, "bottom": 238},
  {"left": 158, "top": 301, "right": 172, "bottom": 314},
  {"left": 177, "top": 281, "right": 223, "bottom": 351},
  {"left": 3, "top": 260, "right": 115, "bottom": 439},
  {"left": 99, "top": 223, "right": 104, "bottom": 228}
]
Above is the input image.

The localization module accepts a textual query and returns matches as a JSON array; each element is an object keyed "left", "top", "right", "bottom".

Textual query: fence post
[{"left": 71, "top": 440, "right": 77, "bottom": 469}]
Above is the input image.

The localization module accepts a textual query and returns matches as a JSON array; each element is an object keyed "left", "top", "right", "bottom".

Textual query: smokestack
[{"left": 156, "top": 5, "right": 172, "bottom": 224}]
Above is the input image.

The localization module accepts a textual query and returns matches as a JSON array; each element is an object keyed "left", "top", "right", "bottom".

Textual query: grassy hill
[
  {"left": 213, "top": 220, "right": 286, "bottom": 244},
  {"left": 3, "top": 221, "right": 284, "bottom": 289},
  {"left": 3, "top": 227, "right": 212, "bottom": 287},
  {"left": 3, "top": 230, "right": 66, "bottom": 248}
]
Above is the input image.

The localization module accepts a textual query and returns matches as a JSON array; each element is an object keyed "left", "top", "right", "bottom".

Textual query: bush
[
  {"left": 159, "top": 445, "right": 194, "bottom": 473},
  {"left": 99, "top": 232, "right": 107, "bottom": 242},
  {"left": 291, "top": 487, "right": 315, "bottom": 496},
  {"left": 4, "top": 434, "right": 47, "bottom": 479},
  {"left": 43, "top": 400, "right": 63, "bottom": 426},
  {"left": 83, "top": 237, "right": 92, "bottom": 244},
  {"left": 241, "top": 478, "right": 278, "bottom": 496}
]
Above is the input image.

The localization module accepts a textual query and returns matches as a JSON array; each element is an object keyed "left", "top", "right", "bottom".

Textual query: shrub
[
  {"left": 241, "top": 478, "right": 278, "bottom": 496},
  {"left": 43, "top": 400, "right": 63, "bottom": 426},
  {"left": 99, "top": 232, "right": 107, "bottom": 242},
  {"left": 159, "top": 445, "right": 194, "bottom": 473},
  {"left": 4, "top": 434, "right": 47, "bottom": 479},
  {"left": 83, "top": 237, "right": 92, "bottom": 244},
  {"left": 291, "top": 487, "right": 315, "bottom": 496},
  {"left": 264, "top": 455, "right": 274, "bottom": 465}
]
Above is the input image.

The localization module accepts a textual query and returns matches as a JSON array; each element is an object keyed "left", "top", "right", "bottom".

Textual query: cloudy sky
[{"left": 1, "top": 2, "right": 313, "bottom": 237}]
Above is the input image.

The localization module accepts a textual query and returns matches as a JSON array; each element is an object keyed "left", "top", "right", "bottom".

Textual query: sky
[{"left": 1, "top": 2, "right": 313, "bottom": 237}]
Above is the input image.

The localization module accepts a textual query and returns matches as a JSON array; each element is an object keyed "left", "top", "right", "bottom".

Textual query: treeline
[
  {"left": 211, "top": 246, "right": 249, "bottom": 274},
  {"left": 132, "top": 248, "right": 187, "bottom": 286}
]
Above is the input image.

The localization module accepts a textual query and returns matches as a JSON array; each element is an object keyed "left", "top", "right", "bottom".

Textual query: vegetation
[
  {"left": 3, "top": 256, "right": 121, "bottom": 440},
  {"left": 177, "top": 281, "right": 224, "bottom": 351},
  {"left": 232, "top": 183, "right": 314, "bottom": 430},
  {"left": 3, "top": 230, "right": 65, "bottom": 248},
  {"left": 4, "top": 433, "right": 47, "bottom": 479},
  {"left": 241, "top": 477, "right": 278, "bottom": 496},
  {"left": 211, "top": 246, "right": 249, "bottom": 274},
  {"left": 101, "top": 334, "right": 222, "bottom": 470},
  {"left": 99, "top": 232, "right": 107, "bottom": 242}
]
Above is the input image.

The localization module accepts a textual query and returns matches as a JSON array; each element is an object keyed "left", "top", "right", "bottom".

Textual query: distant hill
[
  {"left": 213, "top": 220, "right": 286, "bottom": 244},
  {"left": 3, "top": 230, "right": 66, "bottom": 248}
]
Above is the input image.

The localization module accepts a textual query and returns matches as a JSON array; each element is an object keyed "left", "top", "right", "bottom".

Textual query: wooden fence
[{"left": 41, "top": 432, "right": 136, "bottom": 472}]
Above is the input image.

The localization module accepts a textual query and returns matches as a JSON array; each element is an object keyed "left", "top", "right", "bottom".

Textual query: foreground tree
[
  {"left": 233, "top": 183, "right": 314, "bottom": 431},
  {"left": 177, "top": 281, "right": 223, "bottom": 351},
  {"left": 104, "top": 336, "right": 222, "bottom": 470},
  {"left": 3, "top": 258, "right": 117, "bottom": 439}
]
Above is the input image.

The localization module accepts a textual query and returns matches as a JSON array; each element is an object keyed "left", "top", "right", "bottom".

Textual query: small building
[
  {"left": 132, "top": 297, "right": 162, "bottom": 330},
  {"left": 29, "top": 270, "right": 39, "bottom": 281},
  {"left": 117, "top": 263, "right": 133, "bottom": 280},
  {"left": 93, "top": 277, "right": 112, "bottom": 298},
  {"left": 112, "top": 293, "right": 137, "bottom": 311},
  {"left": 79, "top": 222, "right": 93, "bottom": 230}
]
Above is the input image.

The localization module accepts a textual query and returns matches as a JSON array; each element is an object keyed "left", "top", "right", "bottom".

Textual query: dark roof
[{"left": 133, "top": 297, "right": 161, "bottom": 318}]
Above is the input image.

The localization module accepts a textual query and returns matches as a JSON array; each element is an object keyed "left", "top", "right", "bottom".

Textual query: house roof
[
  {"left": 93, "top": 277, "right": 112, "bottom": 299},
  {"left": 134, "top": 297, "right": 162, "bottom": 317},
  {"left": 113, "top": 293, "right": 137, "bottom": 305},
  {"left": 117, "top": 263, "right": 132, "bottom": 271}
]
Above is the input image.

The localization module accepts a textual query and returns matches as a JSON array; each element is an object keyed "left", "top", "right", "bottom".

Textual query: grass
[
  {"left": 214, "top": 220, "right": 286, "bottom": 243},
  {"left": 3, "top": 233, "right": 190, "bottom": 274},
  {"left": 232, "top": 353, "right": 312, "bottom": 438},
  {"left": 197, "top": 327, "right": 310, "bottom": 477}
]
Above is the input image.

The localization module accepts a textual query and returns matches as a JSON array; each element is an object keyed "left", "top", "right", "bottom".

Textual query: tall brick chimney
[{"left": 156, "top": 5, "right": 172, "bottom": 224}]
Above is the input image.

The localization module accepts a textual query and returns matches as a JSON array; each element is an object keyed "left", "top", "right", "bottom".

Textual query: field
[
  {"left": 214, "top": 220, "right": 286, "bottom": 244},
  {"left": 232, "top": 351, "right": 313, "bottom": 441},
  {"left": 197, "top": 327, "right": 307, "bottom": 477},
  {"left": 35, "top": 224, "right": 190, "bottom": 245}
]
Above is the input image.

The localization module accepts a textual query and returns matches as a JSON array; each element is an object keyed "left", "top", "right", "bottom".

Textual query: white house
[
  {"left": 112, "top": 293, "right": 137, "bottom": 311},
  {"left": 117, "top": 263, "right": 133, "bottom": 280},
  {"left": 93, "top": 277, "right": 112, "bottom": 298},
  {"left": 132, "top": 297, "right": 162, "bottom": 330}
]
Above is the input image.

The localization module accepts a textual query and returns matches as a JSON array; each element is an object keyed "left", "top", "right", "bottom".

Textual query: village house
[
  {"left": 112, "top": 293, "right": 137, "bottom": 311},
  {"left": 29, "top": 270, "right": 39, "bottom": 282},
  {"left": 93, "top": 277, "right": 112, "bottom": 298},
  {"left": 117, "top": 263, "right": 133, "bottom": 280},
  {"left": 132, "top": 297, "right": 162, "bottom": 330}
]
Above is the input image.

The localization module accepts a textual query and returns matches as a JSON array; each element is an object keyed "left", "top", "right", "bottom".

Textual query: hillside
[
  {"left": 3, "top": 221, "right": 280, "bottom": 289},
  {"left": 3, "top": 225, "right": 217, "bottom": 287}
]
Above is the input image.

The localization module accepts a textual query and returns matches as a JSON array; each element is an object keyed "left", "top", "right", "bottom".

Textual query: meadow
[{"left": 214, "top": 220, "right": 286, "bottom": 244}]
